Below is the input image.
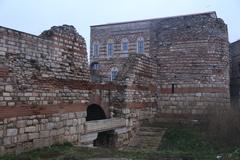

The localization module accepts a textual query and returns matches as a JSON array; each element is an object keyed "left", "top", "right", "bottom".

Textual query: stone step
[
  {"left": 127, "top": 125, "right": 166, "bottom": 151},
  {"left": 139, "top": 127, "right": 166, "bottom": 132},
  {"left": 129, "top": 138, "right": 162, "bottom": 146},
  {"left": 137, "top": 131, "right": 165, "bottom": 136}
]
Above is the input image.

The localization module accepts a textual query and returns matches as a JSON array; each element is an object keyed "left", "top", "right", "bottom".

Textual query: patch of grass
[
  {"left": 0, "top": 142, "right": 73, "bottom": 160},
  {"left": 159, "top": 123, "right": 217, "bottom": 159}
]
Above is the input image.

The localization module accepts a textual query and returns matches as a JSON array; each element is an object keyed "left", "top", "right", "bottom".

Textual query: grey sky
[{"left": 0, "top": 0, "right": 239, "bottom": 51}]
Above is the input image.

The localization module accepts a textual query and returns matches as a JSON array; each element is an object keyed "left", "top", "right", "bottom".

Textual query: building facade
[{"left": 90, "top": 11, "right": 230, "bottom": 118}]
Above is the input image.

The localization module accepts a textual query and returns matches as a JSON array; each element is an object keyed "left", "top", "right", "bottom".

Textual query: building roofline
[
  {"left": 230, "top": 39, "right": 240, "bottom": 45},
  {"left": 90, "top": 11, "right": 217, "bottom": 28}
]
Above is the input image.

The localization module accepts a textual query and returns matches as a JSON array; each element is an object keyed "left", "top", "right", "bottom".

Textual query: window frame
[
  {"left": 110, "top": 67, "right": 118, "bottom": 81},
  {"left": 121, "top": 38, "right": 129, "bottom": 53},
  {"left": 107, "top": 39, "right": 114, "bottom": 57},
  {"left": 91, "top": 62, "right": 100, "bottom": 70},
  {"left": 93, "top": 42, "right": 99, "bottom": 57},
  {"left": 137, "top": 37, "right": 144, "bottom": 54}
]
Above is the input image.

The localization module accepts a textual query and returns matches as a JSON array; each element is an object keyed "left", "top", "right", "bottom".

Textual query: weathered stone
[
  {"left": 28, "top": 133, "right": 39, "bottom": 139},
  {"left": 40, "top": 131, "right": 49, "bottom": 138},
  {"left": 6, "top": 128, "right": 18, "bottom": 136},
  {"left": 69, "top": 127, "right": 77, "bottom": 134},
  {"left": 25, "top": 126, "right": 37, "bottom": 133},
  {"left": 5, "top": 85, "right": 13, "bottom": 92},
  {"left": 0, "top": 130, "right": 3, "bottom": 138},
  {"left": 17, "top": 134, "right": 28, "bottom": 142},
  {"left": 16, "top": 120, "right": 26, "bottom": 128},
  {"left": 3, "top": 137, "right": 11, "bottom": 145}
]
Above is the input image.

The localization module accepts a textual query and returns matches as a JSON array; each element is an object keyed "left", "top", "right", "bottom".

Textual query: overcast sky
[{"left": 0, "top": 0, "right": 239, "bottom": 51}]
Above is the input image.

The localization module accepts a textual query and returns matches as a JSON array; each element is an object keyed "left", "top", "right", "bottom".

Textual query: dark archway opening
[
  {"left": 94, "top": 130, "right": 116, "bottom": 148},
  {"left": 86, "top": 104, "right": 107, "bottom": 121}
]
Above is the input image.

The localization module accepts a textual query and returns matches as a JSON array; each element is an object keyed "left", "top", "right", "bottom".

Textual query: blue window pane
[
  {"left": 138, "top": 41, "right": 144, "bottom": 54},
  {"left": 107, "top": 43, "right": 113, "bottom": 56},
  {"left": 111, "top": 71, "right": 118, "bottom": 80},
  {"left": 122, "top": 42, "right": 128, "bottom": 52},
  {"left": 92, "top": 63, "right": 100, "bottom": 70},
  {"left": 93, "top": 44, "right": 99, "bottom": 56}
]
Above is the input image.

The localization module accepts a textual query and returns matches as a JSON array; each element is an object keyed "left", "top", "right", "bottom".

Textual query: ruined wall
[
  {"left": 150, "top": 12, "right": 230, "bottom": 117},
  {"left": 0, "top": 25, "right": 90, "bottom": 153},
  {"left": 0, "top": 25, "right": 89, "bottom": 107},
  {"left": 230, "top": 40, "right": 240, "bottom": 107},
  {"left": 106, "top": 54, "right": 159, "bottom": 147}
]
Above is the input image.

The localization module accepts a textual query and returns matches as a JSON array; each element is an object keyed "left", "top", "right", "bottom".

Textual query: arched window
[
  {"left": 137, "top": 37, "right": 144, "bottom": 54},
  {"left": 121, "top": 38, "right": 128, "bottom": 52},
  {"left": 110, "top": 67, "right": 118, "bottom": 81},
  {"left": 93, "top": 42, "right": 99, "bottom": 57},
  {"left": 90, "top": 62, "right": 100, "bottom": 70},
  {"left": 107, "top": 39, "right": 114, "bottom": 57}
]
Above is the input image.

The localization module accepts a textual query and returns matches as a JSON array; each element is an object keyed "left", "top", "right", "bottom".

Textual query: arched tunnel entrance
[
  {"left": 86, "top": 104, "right": 116, "bottom": 147},
  {"left": 86, "top": 104, "right": 107, "bottom": 121}
]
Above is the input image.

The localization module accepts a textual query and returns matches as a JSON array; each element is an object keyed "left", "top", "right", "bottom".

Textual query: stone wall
[
  {"left": 0, "top": 25, "right": 92, "bottom": 154},
  {"left": 230, "top": 40, "right": 240, "bottom": 107},
  {"left": 0, "top": 25, "right": 90, "bottom": 107},
  {"left": 150, "top": 12, "right": 230, "bottom": 117},
  {"left": 0, "top": 110, "right": 86, "bottom": 154},
  {"left": 108, "top": 54, "right": 158, "bottom": 146}
]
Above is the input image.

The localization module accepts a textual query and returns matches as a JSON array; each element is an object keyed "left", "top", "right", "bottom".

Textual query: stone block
[
  {"left": 3, "top": 92, "right": 10, "bottom": 96},
  {"left": 33, "top": 119, "right": 39, "bottom": 125},
  {"left": 41, "top": 119, "right": 48, "bottom": 124},
  {"left": 28, "top": 133, "right": 39, "bottom": 139},
  {"left": 57, "top": 128, "right": 65, "bottom": 135},
  {"left": 69, "top": 127, "right": 77, "bottom": 134},
  {"left": 66, "top": 120, "right": 73, "bottom": 126},
  {"left": 4, "top": 97, "right": 12, "bottom": 101},
  {"left": 72, "top": 119, "right": 78, "bottom": 126},
  {"left": 40, "top": 131, "right": 49, "bottom": 138},
  {"left": 3, "top": 137, "right": 12, "bottom": 145},
  {"left": 68, "top": 113, "right": 75, "bottom": 119},
  {"left": 6, "top": 128, "right": 18, "bottom": 136},
  {"left": 0, "top": 130, "right": 3, "bottom": 138},
  {"left": 17, "top": 120, "right": 26, "bottom": 128},
  {"left": 61, "top": 113, "right": 68, "bottom": 120},
  {"left": 25, "top": 126, "right": 37, "bottom": 133},
  {"left": 7, "top": 102, "right": 15, "bottom": 106},
  {"left": 80, "top": 133, "right": 98, "bottom": 143},
  {"left": 46, "top": 122, "right": 55, "bottom": 130},
  {"left": 17, "top": 134, "right": 28, "bottom": 142},
  {"left": 5, "top": 85, "right": 13, "bottom": 92}
]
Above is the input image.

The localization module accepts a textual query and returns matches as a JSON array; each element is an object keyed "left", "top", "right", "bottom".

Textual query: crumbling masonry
[{"left": 0, "top": 11, "right": 231, "bottom": 154}]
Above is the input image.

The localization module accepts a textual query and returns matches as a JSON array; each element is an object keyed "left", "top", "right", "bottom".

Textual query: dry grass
[{"left": 207, "top": 106, "right": 240, "bottom": 148}]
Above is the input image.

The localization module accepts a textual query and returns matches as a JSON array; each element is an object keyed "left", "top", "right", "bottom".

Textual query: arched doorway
[
  {"left": 94, "top": 130, "right": 115, "bottom": 148},
  {"left": 86, "top": 104, "right": 115, "bottom": 147},
  {"left": 86, "top": 104, "right": 106, "bottom": 121}
]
